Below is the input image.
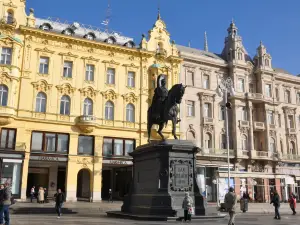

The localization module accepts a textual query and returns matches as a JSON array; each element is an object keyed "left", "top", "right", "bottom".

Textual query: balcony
[
  {"left": 253, "top": 122, "right": 265, "bottom": 131},
  {"left": 75, "top": 115, "right": 98, "bottom": 133},
  {"left": 237, "top": 149, "right": 250, "bottom": 158},
  {"left": 200, "top": 148, "right": 235, "bottom": 158},
  {"left": 0, "top": 16, "right": 17, "bottom": 29},
  {"left": 287, "top": 128, "right": 297, "bottom": 134},
  {"left": 251, "top": 150, "right": 274, "bottom": 160},
  {"left": 239, "top": 120, "right": 249, "bottom": 127},
  {"left": 281, "top": 154, "right": 300, "bottom": 161},
  {"left": 247, "top": 93, "right": 264, "bottom": 102},
  {"left": 269, "top": 124, "right": 276, "bottom": 130},
  {"left": 203, "top": 117, "right": 213, "bottom": 124}
]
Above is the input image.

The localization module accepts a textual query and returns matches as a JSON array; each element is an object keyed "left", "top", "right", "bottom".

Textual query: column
[
  {"left": 247, "top": 178, "right": 253, "bottom": 199},
  {"left": 48, "top": 165, "right": 58, "bottom": 197},
  {"left": 92, "top": 136, "right": 103, "bottom": 202},
  {"left": 248, "top": 104, "right": 254, "bottom": 151},
  {"left": 264, "top": 178, "right": 269, "bottom": 202},
  {"left": 234, "top": 177, "right": 240, "bottom": 198},
  {"left": 66, "top": 134, "right": 79, "bottom": 202},
  {"left": 275, "top": 179, "right": 282, "bottom": 200}
]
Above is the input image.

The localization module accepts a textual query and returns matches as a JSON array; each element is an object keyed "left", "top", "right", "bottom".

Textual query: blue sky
[{"left": 27, "top": 0, "right": 300, "bottom": 75}]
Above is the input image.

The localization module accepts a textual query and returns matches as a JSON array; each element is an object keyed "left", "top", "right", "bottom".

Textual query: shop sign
[
  {"left": 103, "top": 160, "right": 132, "bottom": 165},
  {"left": 30, "top": 156, "right": 68, "bottom": 162}
]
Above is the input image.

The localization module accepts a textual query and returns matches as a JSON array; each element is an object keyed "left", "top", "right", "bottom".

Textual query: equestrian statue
[{"left": 147, "top": 74, "right": 186, "bottom": 142}]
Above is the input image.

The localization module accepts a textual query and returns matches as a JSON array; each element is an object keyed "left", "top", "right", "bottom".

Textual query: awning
[
  {"left": 218, "top": 172, "right": 275, "bottom": 179},
  {"left": 196, "top": 160, "right": 234, "bottom": 167}
]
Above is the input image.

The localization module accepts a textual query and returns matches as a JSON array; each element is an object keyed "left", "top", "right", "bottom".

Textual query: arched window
[
  {"left": 290, "top": 141, "right": 296, "bottom": 155},
  {"left": 265, "top": 59, "right": 269, "bottom": 67},
  {"left": 187, "top": 130, "right": 195, "bottom": 141},
  {"left": 35, "top": 92, "right": 47, "bottom": 113},
  {"left": 83, "top": 98, "right": 93, "bottom": 116},
  {"left": 6, "top": 11, "right": 14, "bottom": 24},
  {"left": 241, "top": 135, "right": 247, "bottom": 150},
  {"left": 204, "top": 133, "right": 212, "bottom": 149},
  {"left": 84, "top": 32, "right": 95, "bottom": 40},
  {"left": 60, "top": 95, "right": 70, "bottom": 115},
  {"left": 126, "top": 103, "right": 135, "bottom": 122},
  {"left": 106, "top": 37, "right": 116, "bottom": 44},
  {"left": 269, "top": 138, "right": 276, "bottom": 152},
  {"left": 238, "top": 52, "right": 243, "bottom": 60},
  {"left": 105, "top": 101, "right": 114, "bottom": 120},
  {"left": 220, "top": 134, "right": 226, "bottom": 149},
  {"left": 0, "top": 85, "right": 8, "bottom": 106}
]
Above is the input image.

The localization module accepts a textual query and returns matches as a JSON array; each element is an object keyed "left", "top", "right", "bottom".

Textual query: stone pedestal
[{"left": 121, "top": 140, "right": 205, "bottom": 217}]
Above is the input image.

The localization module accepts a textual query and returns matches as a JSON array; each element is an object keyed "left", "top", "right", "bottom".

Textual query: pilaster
[{"left": 248, "top": 104, "right": 254, "bottom": 151}]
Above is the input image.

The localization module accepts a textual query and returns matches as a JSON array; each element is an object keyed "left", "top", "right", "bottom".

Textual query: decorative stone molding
[
  {"left": 288, "top": 134, "right": 297, "bottom": 141},
  {"left": 81, "top": 56, "right": 100, "bottom": 62},
  {"left": 102, "top": 59, "right": 120, "bottom": 65},
  {"left": 101, "top": 89, "right": 118, "bottom": 101},
  {"left": 122, "top": 92, "right": 138, "bottom": 103},
  {"left": 79, "top": 86, "right": 98, "bottom": 98},
  {"left": 203, "top": 124, "right": 214, "bottom": 133},
  {"left": 128, "top": 55, "right": 135, "bottom": 61},
  {"left": 34, "top": 47, "right": 55, "bottom": 54},
  {"left": 31, "top": 80, "right": 52, "bottom": 92},
  {"left": 240, "top": 127, "right": 249, "bottom": 134},
  {"left": 56, "top": 83, "right": 76, "bottom": 95},
  {"left": 269, "top": 130, "right": 276, "bottom": 137},
  {"left": 0, "top": 73, "right": 14, "bottom": 85},
  {"left": 122, "top": 63, "right": 139, "bottom": 68},
  {"left": 76, "top": 157, "right": 93, "bottom": 167},
  {"left": 58, "top": 52, "right": 79, "bottom": 58}
]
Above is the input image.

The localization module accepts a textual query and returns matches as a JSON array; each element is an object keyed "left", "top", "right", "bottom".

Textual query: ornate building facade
[
  {"left": 0, "top": 0, "right": 181, "bottom": 201},
  {"left": 179, "top": 21, "right": 300, "bottom": 202}
]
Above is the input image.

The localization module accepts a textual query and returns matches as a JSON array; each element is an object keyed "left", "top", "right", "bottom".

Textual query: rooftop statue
[{"left": 147, "top": 74, "right": 186, "bottom": 142}]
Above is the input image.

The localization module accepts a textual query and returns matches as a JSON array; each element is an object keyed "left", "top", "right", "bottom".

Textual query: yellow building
[{"left": 0, "top": 0, "right": 181, "bottom": 201}]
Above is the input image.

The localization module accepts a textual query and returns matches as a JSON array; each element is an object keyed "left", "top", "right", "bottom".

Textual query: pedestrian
[
  {"left": 30, "top": 186, "right": 35, "bottom": 203},
  {"left": 38, "top": 187, "right": 44, "bottom": 204},
  {"left": 108, "top": 189, "right": 113, "bottom": 203},
  {"left": 225, "top": 187, "right": 237, "bottom": 225},
  {"left": 182, "top": 192, "right": 193, "bottom": 222},
  {"left": 288, "top": 193, "right": 297, "bottom": 215},
  {"left": 54, "top": 189, "right": 65, "bottom": 219},
  {"left": 44, "top": 188, "right": 48, "bottom": 203},
  {"left": 0, "top": 183, "right": 12, "bottom": 225},
  {"left": 270, "top": 190, "right": 281, "bottom": 220}
]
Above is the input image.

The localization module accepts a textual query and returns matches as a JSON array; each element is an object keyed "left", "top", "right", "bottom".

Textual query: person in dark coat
[
  {"left": 270, "top": 190, "right": 281, "bottom": 220},
  {"left": 54, "top": 189, "right": 65, "bottom": 218},
  {"left": 44, "top": 188, "right": 48, "bottom": 203}
]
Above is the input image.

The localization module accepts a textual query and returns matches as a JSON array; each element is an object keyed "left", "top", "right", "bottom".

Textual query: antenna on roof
[{"left": 101, "top": 0, "right": 111, "bottom": 32}]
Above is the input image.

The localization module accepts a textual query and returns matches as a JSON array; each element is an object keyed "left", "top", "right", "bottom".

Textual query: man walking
[
  {"left": 270, "top": 190, "right": 281, "bottom": 220},
  {"left": 54, "top": 189, "right": 65, "bottom": 219},
  {"left": 0, "top": 183, "right": 12, "bottom": 225},
  {"left": 225, "top": 187, "right": 237, "bottom": 225}
]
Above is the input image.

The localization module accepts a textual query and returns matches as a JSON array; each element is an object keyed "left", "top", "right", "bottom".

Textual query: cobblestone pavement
[{"left": 10, "top": 213, "right": 300, "bottom": 225}]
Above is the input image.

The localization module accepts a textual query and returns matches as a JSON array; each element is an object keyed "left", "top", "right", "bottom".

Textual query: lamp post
[
  {"left": 217, "top": 77, "right": 235, "bottom": 190},
  {"left": 212, "top": 179, "right": 220, "bottom": 207}
]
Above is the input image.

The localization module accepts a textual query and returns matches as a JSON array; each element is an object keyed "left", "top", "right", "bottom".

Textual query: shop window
[
  {"left": 0, "top": 128, "right": 16, "bottom": 149},
  {"left": 103, "top": 137, "right": 135, "bottom": 156},
  {"left": 78, "top": 135, "right": 94, "bottom": 155},
  {"left": 31, "top": 131, "right": 69, "bottom": 153},
  {"left": 2, "top": 160, "right": 22, "bottom": 196}
]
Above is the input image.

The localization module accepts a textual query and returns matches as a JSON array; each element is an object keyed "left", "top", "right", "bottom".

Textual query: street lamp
[
  {"left": 212, "top": 179, "right": 220, "bottom": 207},
  {"left": 217, "top": 77, "right": 235, "bottom": 190}
]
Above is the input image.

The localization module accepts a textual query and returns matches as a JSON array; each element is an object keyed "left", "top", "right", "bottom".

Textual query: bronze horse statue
[{"left": 147, "top": 75, "right": 186, "bottom": 142}]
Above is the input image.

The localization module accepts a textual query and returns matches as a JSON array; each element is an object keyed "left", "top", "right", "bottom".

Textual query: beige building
[{"left": 179, "top": 21, "right": 300, "bottom": 202}]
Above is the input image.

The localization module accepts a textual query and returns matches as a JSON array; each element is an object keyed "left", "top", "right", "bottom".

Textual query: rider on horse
[{"left": 151, "top": 75, "right": 168, "bottom": 120}]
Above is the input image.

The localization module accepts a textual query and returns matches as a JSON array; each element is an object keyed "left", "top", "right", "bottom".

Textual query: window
[
  {"left": 238, "top": 78, "right": 245, "bottom": 92},
  {"left": 107, "top": 37, "right": 115, "bottom": 44},
  {"left": 219, "top": 106, "right": 225, "bottom": 120},
  {"left": 85, "top": 64, "right": 94, "bottom": 81},
  {"left": 265, "top": 59, "right": 269, "bottom": 67},
  {"left": 284, "top": 90, "right": 291, "bottom": 103},
  {"left": 127, "top": 71, "right": 135, "bottom": 87},
  {"left": 6, "top": 11, "right": 14, "bottom": 24},
  {"left": 265, "top": 84, "right": 271, "bottom": 97},
  {"left": 126, "top": 103, "right": 135, "bottom": 122},
  {"left": 63, "top": 61, "right": 73, "bottom": 78},
  {"left": 203, "top": 75, "right": 209, "bottom": 89},
  {"left": 103, "top": 137, "right": 135, "bottom": 156},
  {"left": 78, "top": 135, "right": 94, "bottom": 155},
  {"left": 290, "top": 141, "right": 296, "bottom": 155},
  {"left": 83, "top": 98, "right": 93, "bottom": 116},
  {"left": 0, "top": 85, "right": 8, "bottom": 106},
  {"left": 204, "top": 103, "right": 211, "bottom": 118},
  {"left": 186, "top": 101, "right": 194, "bottom": 117},
  {"left": 278, "top": 114, "right": 281, "bottom": 127},
  {"left": 288, "top": 115, "right": 294, "bottom": 128},
  {"left": 107, "top": 68, "right": 115, "bottom": 84},
  {"left": 39, "top": 57, "right": 49, "bottom": 74},
  {"left": 241, "top": 107, "right": 247, "bottom": 121},
  {"left": 35, "top": 92, "right": 46, "bottom": 113},
  {"left": 238, "top": 52, "right": 243, "bottom": 60},
  {"left": 204, "top": 133, "right": 212, "bottom": 149},
  {"left": 297, "top": 93, "right": 300, "bottom": 105},
  {"left": 280, "top": 141, "right": 284, "bottom": 154},
  {"left": 85, "top": 33, "right": 95, "bottom": 40},
  {"left": 60, "top": 95, "right": 70, "bottom": 115},
  {"left": 275, "top": 88, "right": 279, "bottom": 101},
  {"left": 220, "top": 134, "right": 226, "bottom": 149},
  {"left": 0, "top": 48, "right": 12, "bottom": 65},
  {"left": 41, "top": 24, "right": 51, "bottom": 31},
  {"left": 31, "top": 132, "right": 69, "bottom": 153},
  {"left": 267, "top": 111, "right": 274, "bottom": 124},
  {"left": 105, "top": 101, "right": 114, "bottom": 120},
  {"left": 0, "top": 128, "right": 16, "bottom": 149},
  {"left": 249, "top": 83, "right": 254, "bottom": 93},
  {"left": 241, "top": 135, "right": 247, "bottom": 150},
  {"left": 187, "top": 71, "right": 194, "bottom": 86},
  {"left": 269, "top": 138, "right": 276, "bottom": 152}
]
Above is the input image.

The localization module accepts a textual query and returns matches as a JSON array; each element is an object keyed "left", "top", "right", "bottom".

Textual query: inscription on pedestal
[
  {"left": 170, "top": 159, "right": 193, "bottom": 192},
  {"left": 174, "top": 165, "right": 189, "bottom": 187}
]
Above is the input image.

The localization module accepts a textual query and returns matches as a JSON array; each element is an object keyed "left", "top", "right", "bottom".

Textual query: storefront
[
  {"left": 27, "top": 154, "right": 68, "bottom": 197},
  {"left": 0, "top": 152, "right": 24, "bottom": 198}
]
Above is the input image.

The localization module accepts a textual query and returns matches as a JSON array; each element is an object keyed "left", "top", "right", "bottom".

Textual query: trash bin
[{"left": 240, "top": 199, "right": 248, "bottom": 212}]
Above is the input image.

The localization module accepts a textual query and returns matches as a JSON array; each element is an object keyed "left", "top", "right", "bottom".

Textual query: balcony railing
[
  {"left": 281, "top": 154, "right": 300, "bottom": 161},
  {"left": 254, "top": 121, "right": 265, "bottom": 130},
  {"left": 201, "top": 148, "right": 235, "bottom": 157},
  {"left": 287, "top": 128, "right": 296, "bottom": 134},
  {"left": 256, "top": 151, "right": 269, "bottom": 157},
  {"left": 0, "top": 16, "right": 16, "bottom": 26},
  {"left": 239, "top": 120, "right": 249, "bottom": 127},
  {"left": 247, "top": 93, "right": 264, "bottom": 100},
  {"left": 203, "top": 117, "right": 213, "bottom": 124}
]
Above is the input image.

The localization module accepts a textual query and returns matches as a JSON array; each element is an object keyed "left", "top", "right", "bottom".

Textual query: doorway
[
  {"left": 57, "top": 168, "right": 66, "bottom": 193},
  {"left": 76, "top": 169, "right": 91, "bottom": 200},
  {"left": 26, "top": 168, "right": 49, "bottom": 197},
  {"left": 101, "top": 170, "right": 111, "bottom": 200}
]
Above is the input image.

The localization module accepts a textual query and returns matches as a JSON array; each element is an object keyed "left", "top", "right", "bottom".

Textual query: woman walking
[
  {"left": 182, "top": 192, "right": 193, "bottom": 222},
  {"left": 270, "top": 190, "right": 281, "bottom": 220},
  {"left": 288, "top": 193, "right": 297, "bottom": 215},
  {"left": 38, "top": 187, "right": 45, "bottom": 204}
]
